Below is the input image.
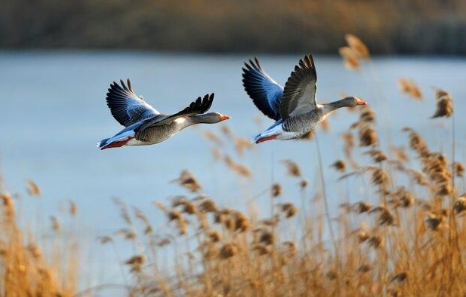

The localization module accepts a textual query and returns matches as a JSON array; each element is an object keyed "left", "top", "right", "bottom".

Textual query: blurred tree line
[{"left": 1, "top": 0, "right": 466, "bottom": 54}]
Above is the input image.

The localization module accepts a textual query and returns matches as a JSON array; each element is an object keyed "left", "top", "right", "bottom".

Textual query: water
[{"left": 1, "top": 52, "right": 466, "bottom": 292}]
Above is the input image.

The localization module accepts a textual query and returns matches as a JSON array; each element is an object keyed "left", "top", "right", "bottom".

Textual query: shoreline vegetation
[
  {"left": 1, "top": 36, "right": 466, "bottom": 296},
  {"left": 2, "top": 0, "right": 466, "bottom": 55}
]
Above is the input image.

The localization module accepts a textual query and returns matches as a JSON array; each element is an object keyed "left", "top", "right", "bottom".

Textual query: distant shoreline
[{"left": 2, "top": 0, "right": 466, "bottom": 55}]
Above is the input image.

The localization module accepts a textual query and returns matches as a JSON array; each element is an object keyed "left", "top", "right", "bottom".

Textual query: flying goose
[
  {"left": 242, "top": 54, "right": 367, "bottom": 143},
  {"left": 98, "top": 79, "right": 229, "bottom": 150}
]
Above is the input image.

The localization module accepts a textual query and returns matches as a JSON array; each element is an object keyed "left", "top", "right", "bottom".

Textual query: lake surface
[{"left": 1, "top": 52, "right": 465, "bottom": 292}]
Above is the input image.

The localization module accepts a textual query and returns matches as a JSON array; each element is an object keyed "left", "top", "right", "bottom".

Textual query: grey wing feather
[
  {"left": 280, "top": 55, "right": 317, "bottom": 120},
  {"left": 135, "top": 94, "right": 214, "bottom": 133},
  {"left": 106, "top": 79, "right": 160, "bottom": 127}
]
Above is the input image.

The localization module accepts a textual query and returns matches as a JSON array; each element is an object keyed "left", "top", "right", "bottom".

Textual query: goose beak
[
  {"left": 219, "top": 114, "right": 230, "bottom": 121},
  {"left": 356, "top": 98, "right": 367, "bottom": 105}
]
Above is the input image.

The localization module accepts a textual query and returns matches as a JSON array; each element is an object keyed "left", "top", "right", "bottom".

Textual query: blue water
[{"left": 1, "top": 52, "right": 465, "bottom": 293}]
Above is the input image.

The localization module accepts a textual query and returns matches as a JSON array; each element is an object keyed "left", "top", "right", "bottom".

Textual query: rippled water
[{"left": 1, "top": 52, "right": 465, "bottom": 291}]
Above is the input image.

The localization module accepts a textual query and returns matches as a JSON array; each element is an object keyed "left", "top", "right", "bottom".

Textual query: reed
[{"left": 1, "top": 34, "right": 464, "bottom": 297}]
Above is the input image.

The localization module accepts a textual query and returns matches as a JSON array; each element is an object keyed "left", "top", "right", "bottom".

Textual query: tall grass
[
  {"left": 1, "top": 36, "right": 464, "bottom": 296},
  {"left": 0, "top": 191, "right": 79, "bottom": 297},
  {"left": 92, "top": 39, "right": 463, "bottom": 296}
]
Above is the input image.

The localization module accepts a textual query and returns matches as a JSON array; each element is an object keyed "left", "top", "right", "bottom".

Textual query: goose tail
[{"left": 98, "top": 130, "right": 135, "bottom": 150}]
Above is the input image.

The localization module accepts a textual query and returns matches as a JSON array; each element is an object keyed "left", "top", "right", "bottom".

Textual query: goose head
[
  {"left": 341, "top": 96, "right": 367, "bottom": 107},
  {"left": 195, "top": 112, "right": 230, "bottom": 124}
]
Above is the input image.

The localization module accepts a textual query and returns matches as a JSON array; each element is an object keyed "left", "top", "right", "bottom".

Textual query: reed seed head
[
  {"left": 172, "top": 170, "right": 201, "bottom": 192},
  {"left": 353, "top": 202, "right": 371, "bottom": 213},
  {"left": 454, "top": 162, "right": 464, "bottom": 177},
  {"left": 366, "top": 149, "right": 387, "bottom": 163},
  {"left": 259, "top": 231, "right": 274, "bottom": 246},
  {"left": 299, "top": 179, "right": 309, "bottom": 189},
  {"left": 331, "top": 160, "right": 346, "bottom": 173},
  {"left": 431, "top": 95, "right": 454, "bottom": 118},
  {"left": 425, "top": 213, "right": 444, "bottom": 231},
  {"left": 253, "top": 244, "right": 272, "bottom": 256},
  {"left": 281, "top": 203, "right": 297, "bottom": 218},
  {"left": 98, "top": 236, "right": 113, "bottom": 244},
  {"left": 220, "top": 243, "right": 239, "bottom": 259},
  {"left": 26, "top": 180, "right": 41, "bottom": 196},
  {"left": 234, "top": 212, "right": 250, "bottom": 232},
  {"left": 202, "top": 130, "right": 224, "bottom": 146},
  {"left": 359, "top": 108, "right": 375, "bottom": 123},
  {"left": 436, "top": 183, "right": 453, "bottom": 196},
  {"left": 183, "top": 202, "right": 197, "bottom": 214},
  {"left": 208, "top": 230, "right": 221, "bottom": 242},
  {"left": 357, "top": 264, "right": 372, "bottom": 273},
  {"left": 125, "top": 255, "right": 144, "bottom": 272},
  {"left": 220, "top": 125, "right": 232, "bottom": 138},
  {"left": 234, "top": 137, "right": 253, "bottom": 156},
  {"left": 454, "top": 197, "right": 466, "bottom": 214},
  {"left": 345, "top": 34, "right": 370, "bottom": 58},
  {"left": 283, "top": 160, "right": 301, "bottom": 177},
  {"left": 199, "top": 198, "right": 217, "bottom": 213},
  {"left": 359, "top": 125, "right": 378, "bottom": 147},
  {"left": 390, "top": 272, "right": 408, "bottom": 283},
  {"left": 398, "top": 78, "right": 423, "bottom": 100},
  {"left": 69, "top": 200, "right": 77, "bottom": 216},
  {"left": 357, "top": 231, "right": 370, "bottom": 243},
  {"left": 368, "top": 235, "right": 383, "bottom": 249},
  {"left": 1, "top": 193, "right": 14, "bottom": 217},
  {"left": 271, "top": 183, "right": 282, "bottom": 197},
  {"left": 50, "top": 216, "right": 60, "bottom": 232},
  {"left": 392, "top": 187, "right": 415, "bottom": 208},
  {"left": 371, "top": 168, "right": 389, "bottom": 186},
  {"left": 377, "top": 209, "right": 395, "bottom": 226},
  {"left": 339, "top": 46, "right": 360, "bottom": 70}
]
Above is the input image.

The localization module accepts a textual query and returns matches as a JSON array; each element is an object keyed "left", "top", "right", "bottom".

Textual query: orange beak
[
  {"left": 219, "top": 114, "right": 230, "bottom": 121},
  {"left": 356, "top": 98, "right": 367, "bottom": 105}
]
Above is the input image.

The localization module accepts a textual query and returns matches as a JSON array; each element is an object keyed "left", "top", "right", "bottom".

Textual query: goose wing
[
  {"left": 106, "top": 79, "right": 160, "bottom": 127},
  {"left": 279, "top": 55, "right": 317, "bottom": 120},
  {"left": 135, "top": 94, "right": 214, "bottom": 132},
  {"left": 242, "top": 58, "right": 283, "bottom": 120}
]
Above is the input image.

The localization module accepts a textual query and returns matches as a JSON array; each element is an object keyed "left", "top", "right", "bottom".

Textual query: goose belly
[
  {"left": 134, "top": 122, "right": 182, "bottom": 145},
  {"left": 282, "top": 110, "right": 327, "bottom": 136},
  {"left": 276, "top": 130, "right": 304, "bottom": 140},
  {"left": 258, "top": 122, "right": 300, "bottom": 141}
]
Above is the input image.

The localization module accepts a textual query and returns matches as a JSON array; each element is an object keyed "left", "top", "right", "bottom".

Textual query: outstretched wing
[
  {"left": 135, "top": 94, "right": 214, "bottom": 132},
  {"left": 280, "top": 55, "right": 317, "bottom": 120},
  {"left": 242, "top": 58, "right": 283, "bottom": 121},
  {"left": 106, "top": 79, "right": 159, "bottom": 127}
]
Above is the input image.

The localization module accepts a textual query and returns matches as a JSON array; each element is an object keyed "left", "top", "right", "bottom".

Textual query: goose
[
  {"left": 242, "top": 54, "right": 367, "bottom": 143},
  {"left": 98, "top": 79, "right": 229, "bottom": 150}
]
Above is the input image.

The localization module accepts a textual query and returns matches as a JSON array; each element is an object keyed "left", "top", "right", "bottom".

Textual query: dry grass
[
  {"left": 0, "top": 191, "right": 78, "bottom": 297},
  {"left": 96, "top": 73, "right": 463, "bottom": 295},
  {"left": 1, "top": 35, "right": 465, "bottom": 296},
  {"left": 102, "top": 122, "right": 466, "bottom": 296}
]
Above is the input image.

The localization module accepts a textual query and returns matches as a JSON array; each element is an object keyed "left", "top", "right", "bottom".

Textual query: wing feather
[
  {"left": 242, "top": 58, "right": 283, "bottom": 120},
  {"left": 106, "top": 79, "right": 159, "bottom": 127},
  {"left": 280, "top": 55, "right": 317, "bottom": 120},
  {"left": 135, "top": 94, "right": 214, "bottom": 132}
]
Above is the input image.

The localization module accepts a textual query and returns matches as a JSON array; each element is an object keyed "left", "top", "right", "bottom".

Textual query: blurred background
[
  {"left": 2, "top": 0, "right": 466, "bottom": 54},
  {"left": 1, "top": 0, "right": 466, "bottom": 293}
]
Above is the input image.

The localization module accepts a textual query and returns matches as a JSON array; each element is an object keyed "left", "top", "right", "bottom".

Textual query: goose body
[
  {"left": 242, "top": 55, "right": 367, "bottom": 143},
  {"left": 98, "top": 79, "right": 229, "bottom": 150}
]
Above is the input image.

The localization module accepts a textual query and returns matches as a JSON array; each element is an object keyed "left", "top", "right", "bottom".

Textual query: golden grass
[
  {"left": 1, "top": 34, "right": 465, "bottom": 296},
  {"left": 98, "top": 83, "right": 464, "bottom": 296},
  {"left": 0, "top": 192, "right": 78, "bottom": 297}
]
